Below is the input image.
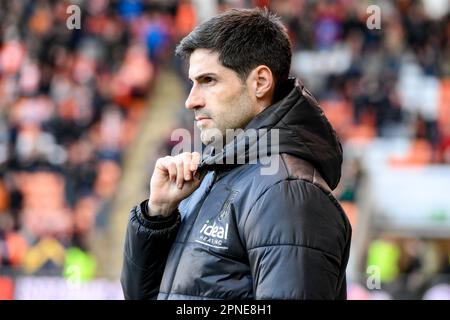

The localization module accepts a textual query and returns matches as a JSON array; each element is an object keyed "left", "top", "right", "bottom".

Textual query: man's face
[{"left": 186, "top": 49, "right": 258, "bottom": 145}]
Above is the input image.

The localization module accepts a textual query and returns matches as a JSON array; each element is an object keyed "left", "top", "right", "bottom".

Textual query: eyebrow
[{"left": 189, "top": 72, "right": 218, "bottom": 82}]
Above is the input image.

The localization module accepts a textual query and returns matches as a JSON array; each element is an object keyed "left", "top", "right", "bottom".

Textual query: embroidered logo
[
  {"left": 196, "top": 220, "right": 229, "bottom": 249},
  {"left": 195, "top": 190, "right": 239, "bottom": 250}
]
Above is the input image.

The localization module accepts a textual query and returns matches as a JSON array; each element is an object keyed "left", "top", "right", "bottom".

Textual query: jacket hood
[{"left": 198, "top": 78, "right": 343, "bottom": 190}]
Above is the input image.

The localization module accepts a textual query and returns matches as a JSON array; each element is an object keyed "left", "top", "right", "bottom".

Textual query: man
[{"left": 121, "top": 8, "right": 351, "bottom": 300}]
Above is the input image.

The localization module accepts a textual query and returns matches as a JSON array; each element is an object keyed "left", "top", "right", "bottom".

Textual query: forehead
[{"left": 188, "top": 49, "right": 230, "bottom": 79}]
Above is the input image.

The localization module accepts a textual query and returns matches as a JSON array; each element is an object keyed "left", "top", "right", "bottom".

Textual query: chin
[
  {"left": 200, "top": 127, "right": 224, "bottom": 146},
  {"left": 200, "top": 133, "right": 213, "bottom": 146}
]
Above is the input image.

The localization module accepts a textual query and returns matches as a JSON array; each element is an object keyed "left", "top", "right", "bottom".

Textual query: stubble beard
[{"left": 201, "top": 86, "right": 255, "bottom": 147}]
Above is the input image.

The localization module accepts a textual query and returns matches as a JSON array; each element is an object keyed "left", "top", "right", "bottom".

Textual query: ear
[{"left": 247, "top": 65, "right": 274, "bottom": 105}]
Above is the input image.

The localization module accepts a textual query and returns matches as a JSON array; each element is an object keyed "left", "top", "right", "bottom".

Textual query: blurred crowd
[
  {"left": 275, "top": 0, "right": 450, "bottom": 163},
  {"left": 0, "top": 0, "right": 181, "bottom": 279}
]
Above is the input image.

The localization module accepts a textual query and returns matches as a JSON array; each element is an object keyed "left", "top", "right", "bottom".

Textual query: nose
[{"left": 185, "top": 84, "right": 205, "bottom": 110}]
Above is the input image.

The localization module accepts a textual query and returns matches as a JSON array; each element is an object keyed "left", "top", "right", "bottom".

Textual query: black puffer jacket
[{"left": 121, "top": 79, "right": 352, "bottom": 300}]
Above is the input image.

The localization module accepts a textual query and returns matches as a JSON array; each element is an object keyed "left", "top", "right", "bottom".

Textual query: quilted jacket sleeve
[
  {"left": 243, "top": 180, "right": 351, "bottom": 300},
  {"left": 120, "top": 200, "right": 181, "bottom": 300}
]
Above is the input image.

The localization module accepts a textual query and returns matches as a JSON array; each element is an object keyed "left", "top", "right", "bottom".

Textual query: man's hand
[{"left": 148, "top": 152, "right": 204, "bottom": 217}]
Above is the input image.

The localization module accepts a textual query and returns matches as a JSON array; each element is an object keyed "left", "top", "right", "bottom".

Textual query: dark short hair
[{"left": 175, "top": 8, "right": 292, "bottom": 94}]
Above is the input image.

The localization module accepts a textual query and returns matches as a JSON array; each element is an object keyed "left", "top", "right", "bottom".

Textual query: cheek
[
  {"left": 204, "top": 83, "right": 252, "bottom": 128},
  {"left": 203, "top": 88, "right": 230, "bottom": 117},
  {"left": 219, "top": 86, "right": 246, "bottom": 109}
]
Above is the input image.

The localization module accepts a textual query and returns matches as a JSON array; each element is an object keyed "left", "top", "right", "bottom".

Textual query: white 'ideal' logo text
[{"left": 196, "top": 220, "right": 229, "bottom": 249}]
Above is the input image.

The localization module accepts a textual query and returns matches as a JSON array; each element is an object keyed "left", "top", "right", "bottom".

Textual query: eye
[{"left": 201, "top": 76, "right": 216, "bottom": 85}]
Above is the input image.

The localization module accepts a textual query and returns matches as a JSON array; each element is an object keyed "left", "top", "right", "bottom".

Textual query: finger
[
  {"left": 166, "top": 159, "right": 177, "bottom": 182},
  {"left": 174, "top": 157, "right": 184, "bottom": 189},
  {"left": 157, "top": 157, "right": 177, "bottom": 182},
  {"left": 190, "top": 152, "right": 201, "bottom": 171},
  {"left": 182, "top": 152, "right": 192, "bottom": 181}
]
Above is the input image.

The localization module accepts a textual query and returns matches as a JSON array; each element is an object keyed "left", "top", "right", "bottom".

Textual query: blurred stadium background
[{"left": 0, "top": 0, "right": 449, "bottom": 300}]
